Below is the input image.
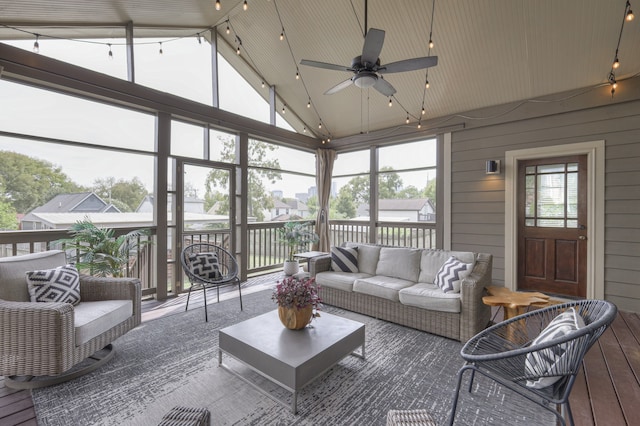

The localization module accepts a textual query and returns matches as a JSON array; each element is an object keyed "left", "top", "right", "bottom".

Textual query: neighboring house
[
  {"left": 21, "top": 192, "right": 120, "bottom": 230},
  {"left": 137, "top": 195, "right": 205, "bottom": 214},
  {"left": 355, "top": 198, "right": 435, "bottom": 222},
  {"left": 269, "top": 199, "right": 310, "bottom": 220}
]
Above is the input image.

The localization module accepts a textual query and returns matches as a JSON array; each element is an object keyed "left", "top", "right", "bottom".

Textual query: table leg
[
  {"left": 218, "top": 349, "right": 222, "bottom": 366},
  {"left": 292, "top": 390, "right": 297, "bottom": 414}
]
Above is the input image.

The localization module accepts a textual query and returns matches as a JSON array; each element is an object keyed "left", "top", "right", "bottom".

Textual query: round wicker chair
[
  {"left": 180, "top": 243, "right": 243, "bottom": 322},
  {"left": 448, "top": 299, "right": 617, "bottom": 426}
]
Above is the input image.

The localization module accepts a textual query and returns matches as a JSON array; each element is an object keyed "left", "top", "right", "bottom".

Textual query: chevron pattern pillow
[
  {"left": 433, "top": 256, "right": 472, "bottom": 293},
  {"left": 26, "top": 264, "right": 81, "bottom": 305},
  {"left": 331, "top": 246, "right": 359, "bottom": 273},
  {"left": 188, "top": 252, "right": 222, "bottom": 280},
  {"left": 525, "top": 307, "right": 586, "bottom": 389}
]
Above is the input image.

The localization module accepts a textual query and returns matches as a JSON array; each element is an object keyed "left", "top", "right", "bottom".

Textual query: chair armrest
[
  {"left": 0, "top": 299, "right": 76, "bottom": 376},
  {"left": 459, "top": 253, "right": 493, "bottom": 342},
  {"left": 310, "top": 255, "right": 332, "bottom": 277},
  {"left": 79, "top": 275, "right": 142, "bottom": 325}
]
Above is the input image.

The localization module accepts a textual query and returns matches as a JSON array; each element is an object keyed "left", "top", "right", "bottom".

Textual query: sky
[{"left": 0, "top": 35, "right": 436, "bottom": 203}]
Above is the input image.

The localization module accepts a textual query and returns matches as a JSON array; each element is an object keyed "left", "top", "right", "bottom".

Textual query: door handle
[{"left": 578, "top": 236, "right": 587, "bottom": 240}]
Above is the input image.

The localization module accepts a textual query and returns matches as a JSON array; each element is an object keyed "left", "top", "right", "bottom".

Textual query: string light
[
  {"left": 226, "top": 21, "right": 230, "bottom": 34},
  {"left": 307, "top": 100, "right": 311, "bottom": 108},
  {"left": 236, "top": 45, "right": 241, "bottom": 55},
  {"left": 388, "top": 98, "right": 393, "bottom": 107},
  {"left": 261, "top": 81, "right": 265, "bottom": 88},
  {"left": 428, "top": 39, "right": 434, "bottom": 49},
  {"left": 33, "top": 34, "right": 40, "bottom": 53},
  {"left": 196, "top": 33, "right": 202, "bottom": 44},
  {"left": 303, "top": 127, "right": 307, "bottom": 133},
  {"left": 421, "top": 107, "right": 425, "bottom": 115},
  {"left": 282, "top": 105, "right": 286, "bottom": 114},
  {"left": 279, "top": 30, "right": 285, "bottom": 41},
  {"left": 159, "top": 42, "right": 163, "bottom": 55},
  {"left": 318, "top": 122, "right": 322, "bottom": 129},
  {"left": 327, "top": 137, "right": 331, "bottom": 143},
  {"left": 295, "top": 71, "right": 299, "bottom": 80},
  {"left": 215, "top": 0, "right": 221, "bottom": 11},
  {"left": 626, "top": 1, "right": 634, "bottom": 21},
  {"left": 425, "top": 79, "right": 430, "bottom": 89},
  {"left": 243, "top": 0, "right": 248, "bottom": 11},
  {"left": 613, "top": 56, "right": 620, "bottom": 69},
  {"left": 405, "top": 115, "right": 410, "bottom": 124},
  {"left": 417, "top": 121, "right": 422, "bottom": 129},
  {"left": 107, "top": 43, "right": 113, "bottom": 59}
]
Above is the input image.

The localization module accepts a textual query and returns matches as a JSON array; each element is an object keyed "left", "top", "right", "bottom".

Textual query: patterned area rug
[{"left": 32, "top": 289, "right": 555, "bottom": 425}]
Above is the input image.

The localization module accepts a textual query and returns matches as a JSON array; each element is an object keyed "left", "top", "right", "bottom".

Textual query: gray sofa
[
  {"left": 310, "top": 243, "right": 492, "bottom": 342},
  {"left": 0, "top": 250, "right": 141, "bottom": 387}
]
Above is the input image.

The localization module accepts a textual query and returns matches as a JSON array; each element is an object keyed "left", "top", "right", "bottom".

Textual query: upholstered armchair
[{"left": 0, "top": 250, "right": 141, "bottom": 389}]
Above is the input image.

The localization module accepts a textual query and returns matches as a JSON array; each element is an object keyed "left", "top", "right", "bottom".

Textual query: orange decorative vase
[{"left": 278, "top": 305, "right": 313, "bottom": 330}]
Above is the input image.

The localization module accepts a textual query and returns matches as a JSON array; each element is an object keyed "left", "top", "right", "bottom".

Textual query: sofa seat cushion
[
  {"left": 74, "top": 300, "right": 133, "bottom": 345},
  {"left": 399, "top": 283, "right": 461, "bottom": 313},
  {"left": 376, "top": 248, "right": 422, "bottom": 282},
  {"left": 353, "top": 276, "right": 416, "bottom": 302},
  {"left": 316, "top": 271, "right": 371, "bottom": 292},
  {"left": 418, "top": 250, "right": 476, "bottom": 284}
]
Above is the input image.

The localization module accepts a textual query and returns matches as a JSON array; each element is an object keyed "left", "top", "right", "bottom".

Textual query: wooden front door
[{"left": 517, "top": 155, "right": 587, "bottom": 297}]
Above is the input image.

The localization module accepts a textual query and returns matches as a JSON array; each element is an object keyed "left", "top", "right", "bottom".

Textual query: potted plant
[
  {"left": 277, "top": 221, "right": 319, "bottom": 275},
  {"left": 58, "top": 218, "right": 152, "bottom": 277},
  {"left": 271, "top": 275, "right": 322, "bottom": 329}
]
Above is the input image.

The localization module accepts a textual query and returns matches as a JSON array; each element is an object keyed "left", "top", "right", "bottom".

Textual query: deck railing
[{"left": 1, "top": 220, "right": 436, "bottom": 298}]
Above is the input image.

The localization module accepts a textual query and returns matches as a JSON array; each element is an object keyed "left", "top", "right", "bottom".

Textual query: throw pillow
[
  {"left": 26, "top": 264, "right": 81, "bottom": 305},
  {"left": 188, "top": 252, "right": 222, "bottom": 280},
  {"left": 331, "top": 246, "right": 359, "bottom": 273},
  {"left": 525, "top": 307, "right": 586, "bottom": 389},
  {"left": 433, "top": 256, "right": 472, "bottom": 293}
]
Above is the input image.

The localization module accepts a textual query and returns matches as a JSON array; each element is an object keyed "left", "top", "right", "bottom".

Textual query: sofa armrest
[
  {"left": 310, "top": 255, "right": 332, "bottom": 277},
  {"left": 0, "top": 299, "right": 76, "bottom": 376},
  {"left": 79, "top": 275, "right": 142, "bottom": 326},
  {"left": 459, "top": 253, "right": 493, "bottom": 342}
]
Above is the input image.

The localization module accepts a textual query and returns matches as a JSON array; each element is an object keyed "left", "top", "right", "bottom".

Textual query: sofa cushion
[
  {"left": 434, "top": 256, "right": 473, "bottom": 293},
  {"left": 0, "top": 250, "right": 67, "bottom": 302},
  {"left": 188, "top": 252, "right": 222, "bottom": 280},
  {"left": 74, "top": 300, "right": 133, "bottom": 345},
  {"left": 315, "top": 271, "right": 371, "bottom": 292},
  {"left": 353, "top": 276, "right": 416, "bottom": 302},
  {"left": 375, "top": 247, "right": 422, "bottom": 282},
  {"left": 418, "top": 250, "right": 476, "bottom": 284},
  {"left": 26, "top": 264, "right": 81, "bottom": 306},
  {"left": 345, "top": 243, "right": 380, "bottom": 275},
  {"left": 399, "top": 283, "right": 461, "bottom": 313},
  {"left": 331, "top": 246, "right": 359, "bottom": 272}
]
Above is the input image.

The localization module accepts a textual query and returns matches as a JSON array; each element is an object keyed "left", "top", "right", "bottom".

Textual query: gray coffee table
[{"left": 218, "top": 310, "right": 365, "bottom": 414}]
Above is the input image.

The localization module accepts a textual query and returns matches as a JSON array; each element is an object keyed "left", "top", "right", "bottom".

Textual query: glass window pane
[
  {"left": 218, "top": 54, "right": 270, "bottom": 124},
  {"left": 566, "top": 220, "right": 578, "bottom": 228},
  {"left": 526, "top": 175, "right": 535, "bottom": 189},
  {"left": 248, "top": 171, "right": 316, "bottom": 222},
  {"left": 525, "top": 219, "right": 535, "bottom": 226},
  {"left": 567, "top": 163, "right": 578, "bottom": 172},
  {"left": 209, "top": 129, "right": 237, "bottom": 163},
  {"left": 3, "top": 35, "right": 128, "bottom": 80},
  {"left": 379, "top": 139, "right": 437, "bottom": 170},
  {"left": 567, "top": 172, "right": 578, "bottom": 218},
  {"left": 378, "top": 170, "right": 436, "bottom": 220},
  {"left": 0, "top": 80, "right": 155, "bottom": 151},
  {"left": 525, "top": 166, "right": 536, "bottom": 174},
  {"left": 333, "top": 150, "right": 370, "bottom": 176},
  {"left": 537, "top": 219, "right": 565, "bottom": 227},
  {"left": 171, "top": 121, "right": 204, "bottom": 159},
  {"left": 135, "top": 36, "right": 213, "bottom": 106},
  {"left": 184, "top": 164, "right": 229, "bottom": 229},
  {"left": 537, "top": 174, "right": 565, "bottom": 218},
  {"left": 525, "top": 188, "right": 536, "bottom": 217},
  {"left": 333, "top": 175, "right": 367, "bottom": 220},
  {"left": 537, "top": 164, "right": 565, "bottom": 174}
]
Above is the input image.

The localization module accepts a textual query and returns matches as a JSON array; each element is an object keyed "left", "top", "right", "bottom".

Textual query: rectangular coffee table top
[{"left": 219, "top": 309, "right": 365, "bottom": 402}]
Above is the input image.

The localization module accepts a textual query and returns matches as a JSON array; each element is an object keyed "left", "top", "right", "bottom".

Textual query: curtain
[{"left": 314, "top": 148, "right": 336, "bottom": 252}]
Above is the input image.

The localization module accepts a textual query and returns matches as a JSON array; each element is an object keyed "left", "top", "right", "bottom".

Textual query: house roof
[
  {"left": 28, "top": 192, "right": 105, "bottom": 214},
  {"left": 1, "top": 1, "right": 637, "bottom": 142},
  {"left": 378, "top": 198, "right": 431, "bottom": 211}
]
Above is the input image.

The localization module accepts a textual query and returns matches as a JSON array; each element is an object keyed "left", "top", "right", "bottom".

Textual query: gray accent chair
[{"left": 0, "top": 250, "right": 141, "bottom": 388}]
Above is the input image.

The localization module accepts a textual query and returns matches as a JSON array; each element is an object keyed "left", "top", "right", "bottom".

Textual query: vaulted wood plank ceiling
[{"left": 1, "top": 0, "right": 638, "bottom": 142}]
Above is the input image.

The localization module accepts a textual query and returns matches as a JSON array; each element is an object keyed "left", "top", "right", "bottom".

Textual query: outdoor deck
[{"left": 1, "top": 278, "right": 639, "bottom": 425}]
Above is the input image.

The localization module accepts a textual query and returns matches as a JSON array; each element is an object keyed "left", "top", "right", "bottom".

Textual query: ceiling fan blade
[
  {"left": 378, "top": 56, "right": 438, "bottom": 74},
  {"left": 361, "top": 28, "right": 385, "bottom": 65},
  {"left": 373, "top": 78, "right": 396, "bottom": 96},
  {"left": 324, "top": 78, "right": 354, "bottom": 95},
  {"left": 300, "top": 59, "right": 351, "bottom": 72}
]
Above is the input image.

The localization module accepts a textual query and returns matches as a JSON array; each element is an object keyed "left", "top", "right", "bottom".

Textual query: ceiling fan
[{"left": 300, "top": 8, "right": 438, "bottom": 96}]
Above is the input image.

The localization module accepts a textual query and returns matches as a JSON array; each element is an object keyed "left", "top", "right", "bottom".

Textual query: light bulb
[
  {"left": 613, "top": 81, "right": 618, "bottom": 89},
  {"left": 327, "top": 137, "right": 331, "bottom": 143},
  {"left": 280, "top": 31, "right": 284, "bottom": 41},
  {"left": 243, "top": 0, "right": 248, "bottom": 10},
  {"left": 159, "top": 42, "right": 163, "bottom": 55},
  {"left": 388, "top": 98, "right": 393, "bottom": 107},
  {"left": 215, "top": 0, "right": 221, "bottom": 10},
  {"left": 417, "top": 122, "right": 422, "bottom": 129},
  {"left": 303, "top": 127, "right": 307, "bottom": 133},
  {"left": 261, "top": 81, "right": 265, "bottom": 88},
  {"left": 322, "top": 140, "right": 326, "bottom": 144},
  {"left": 421, "top": 107, "right": 425, "bottom": 115},
  {"left": 295, "top": 72, "right": 299, "bottom": 80},
  {"left": 33, "top": 34, "right": 40, "bottom": 53},
  {"left": 226, "top": 24, "right": 230, "bottom": 34},
  {"left": 107, "top": 43, "right": 113, "bottom": 59},
  {"left": 236, "top": 46, "right": 241, "bottom": 55},
  {"left": 405, "top": 116, "right": 410, "bottom": 124},
  {"left": 282, "top": 106, "right": 286, "bottom": 114},
  {"left": 307, "top": 100, "right": 311, "bottom": 108},
  {"left": 425, "top": 80, "right": 430, "bottom": 89},
  {"left": 428, "top": 39, "right": 434, "bottom": 49},
  {"left": 627, "top": 9, "right": 634, "bottom": 21},
  {"left": 318, "top": 122, "right": 322, "bottom": 129},
  {"left": 613, "top": 58, "right": 620, "bottom": 69}
]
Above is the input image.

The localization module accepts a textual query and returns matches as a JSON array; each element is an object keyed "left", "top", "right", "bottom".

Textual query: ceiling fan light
[{"left": 353, "top": 73, "right": 377, "bottom": 88}]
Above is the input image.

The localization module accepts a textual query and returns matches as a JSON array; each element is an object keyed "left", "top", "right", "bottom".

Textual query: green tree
[
  {"left": 398, "top": 185, "right": 421, "bottom": 199},
  {"left": 93, "top": 177, "right": 148, "bottom": 212},
  {"left": 306, "top": 195, "right": 318, "bottom": 218},
  {"left": 378, "top": 166, "right": 403, "bottom": 199},
  {"left": 345, "top": 175, "right": 370, "bottom": 205},
  {"left": 422, "top": 178, "right": 436, "bottom": 206},
  {"left": 0, "top": 151, "right": 85, "bottom": 213},
  {"left": 205, "top": 136, "right": 281, "bottom": 221},
  {"left": 335, "top": 186, "right": 356, "bottom": 218},
  {"left": 0, "top": 199, "right": 18, "bottom": 230}
]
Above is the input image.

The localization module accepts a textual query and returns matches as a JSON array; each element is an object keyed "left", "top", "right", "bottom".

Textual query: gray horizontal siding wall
[{"left": 448, "top": 78, "right": 640, "bottom": 313}]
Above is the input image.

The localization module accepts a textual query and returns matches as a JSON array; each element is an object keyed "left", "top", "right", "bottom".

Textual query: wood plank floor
[{"left": 2, "top": 283, "right": 639, "bottom": 425}]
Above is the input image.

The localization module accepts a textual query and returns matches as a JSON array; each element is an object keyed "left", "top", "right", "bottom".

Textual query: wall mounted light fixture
[{"left": 486, "top": 160, "right": 500, "bottom": 174}]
